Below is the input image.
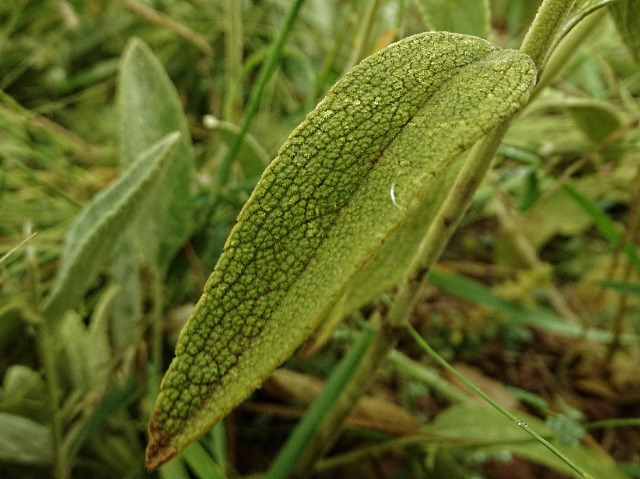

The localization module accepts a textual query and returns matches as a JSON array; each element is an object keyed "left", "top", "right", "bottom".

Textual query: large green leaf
[
  {"left": 609, "top": 0, "right": 640, "bottom": 66},
  {"left": 146, "top": 32, "right": 536, "bottom": 469},
  {"left": 41, "top": 133, "right": 181, "bottom": 323},
  {"left": 119, "top": 38, "right": 194, "bottom": 268},
  {"left": 414, "top": 0, "right": 491, "bottom": 38}
]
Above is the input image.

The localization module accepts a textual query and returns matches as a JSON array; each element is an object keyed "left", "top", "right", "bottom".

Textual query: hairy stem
[
  {"left": 520, "top": 0, "right": 576, "bottom": 72},
  {"left": 531, "top": 8, "right": 605, "bottom": 101}
]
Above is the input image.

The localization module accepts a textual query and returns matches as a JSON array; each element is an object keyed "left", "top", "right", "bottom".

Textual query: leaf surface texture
[{"left": 146, "top": 32, "right": 536, "bottom": 469}]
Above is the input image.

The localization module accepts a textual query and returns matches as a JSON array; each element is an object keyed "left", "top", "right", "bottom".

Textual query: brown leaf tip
[{"left": 145, "top": 415, "right": 178, "bottom": 471}]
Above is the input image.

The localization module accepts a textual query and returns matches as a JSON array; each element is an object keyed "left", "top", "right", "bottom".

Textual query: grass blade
[
  {"left": 563, "top": 182, "right": 640, "bottom": 271},
  {"left": 264, "top": 326, "right": 376, "bottom": 479}
]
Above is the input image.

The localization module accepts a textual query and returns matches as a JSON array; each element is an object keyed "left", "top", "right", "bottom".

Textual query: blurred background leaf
[{"left": 0, "top": 1, "right": 638, "bottom": 478}]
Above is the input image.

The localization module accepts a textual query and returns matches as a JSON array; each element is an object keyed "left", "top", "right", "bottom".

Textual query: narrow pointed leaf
[
  {"left": 609, "top": 0, "right": 640, "bottom": 66},
  {"left": 414, "top": 0, "right": 491, "bottom": 38},
  {"left": 119, "top": 38, "right": 194, "bottom": 268},
  {"left": 146, "top": 32, "right": 536, "bottom": 469},
  {"left": 561, "top": 0, "right": 615, "bottom": 40},
  {"left": 42, "top": 133, "right": 181, "bottom": 323},
  {"left": 265, "top": 327, "right": 376, "bottom": 479}
]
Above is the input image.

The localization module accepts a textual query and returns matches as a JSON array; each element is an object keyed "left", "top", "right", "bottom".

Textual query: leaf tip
[{"left": 144, "top": 415, "right": 178, "bottom": 471}]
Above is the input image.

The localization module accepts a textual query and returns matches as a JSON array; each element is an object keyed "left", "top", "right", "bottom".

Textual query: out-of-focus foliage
[{"left": 0, "top": 1, "right": 638, "bottom": 478}]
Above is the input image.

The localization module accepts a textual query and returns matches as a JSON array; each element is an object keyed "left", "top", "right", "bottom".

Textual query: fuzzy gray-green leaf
[
  {"left": 119, "top": 38, "right": 194, "bottom": 268},
  {"left": 146, "top": 32, "right": 536, "bottom": 469},
  {"left": 42, "top": 133, "right": 181, "bottom": 324}
]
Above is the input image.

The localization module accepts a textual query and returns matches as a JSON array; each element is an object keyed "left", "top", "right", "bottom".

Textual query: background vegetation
[{"left": 0, "top": 0, "right": 639, "bottom": 478}]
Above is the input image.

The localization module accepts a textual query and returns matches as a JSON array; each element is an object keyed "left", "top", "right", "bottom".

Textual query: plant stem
[
  {"left": 530, "top": 8, "right": 605, "bottom": 101},
  {"left": 223, "top": 0, "right": 243, "bottom": 122},
  {"left": 312, "top": 17, "right": 352, "bottom": 103},
  {"left": 408, "top": 121, "right": 512, "bottom": 287},
  {"left": 38, "top": 322, "right": 67, "bottom": 479},
  {"left": 520, "top": 0, "right": 576, "bottom": 72},
  {"left": 215, "top": 0, "right": 306, "bottom": 190},
  {"left": 586, "top": 418, "right": 640, "bottom": 430},
  {"left": 27, "top": 224, "right": 67, "bottom": 478},
  {"left": 345, "top": 0, "right": 383, "bottom": 72},
  {"left": 407, "top": 324, "right": 594, "bottom": 479},
  {"left": 150, "top": 268, "right": 164, "bottom": 379},
  {"left": 387, "top": 350, "right": 471, "bottom": 404},
  {"left": 123, "top": 0, "right": 213, "bottom": 56},
  {"left": 0, "top": 231, "right": 37, "bottom": 265}
]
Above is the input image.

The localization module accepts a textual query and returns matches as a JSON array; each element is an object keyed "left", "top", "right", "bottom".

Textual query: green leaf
[
  {"left": 414, "top": 0, "right": 491, "bottom": 38},
  {"left": 41, "top": 133, "right": 181, "bottom": 324},
  {"left": 53, "top": 288, "right": 115, "bottom": 394},
  {"left": 429, "top": 267, "right": 638, "bottom": 345},
  {"left": 562, "top": 0, "right": 615, "bottom": 39},
  {"left": 563, "top": 183, "right": 640, "bottom": 271},
  {"left": 425, "top": 404, "right": 629, "bottom": 479},
  {"left": 0, "top": 365, "right": 47, "bottom": 422},
  {"left": 182, "top": 439, "right": 227, "bottom": 479},
  {"left": 0, "top": 412, "right": 53, "bottom": 466},
  {"left": 146, "top": 32, "right": 536, "bottom": 469},
  {"left": 595, "top": 279, "right": 640, "bottom": 297},
  {"left": 609, "top": 0, "right": 640, "bottom": 66},
  {"left": 119, "top": 38, "right": 194, "bottom": 268},
  {"left": 338, "top": 155, "right": 464, "bottom": 314},
  {"left": 206, "top": 117, "right": 270, "bottom": 180},
  {"left": 563, "top": 97, "right": 623, "bottom": 161}
]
